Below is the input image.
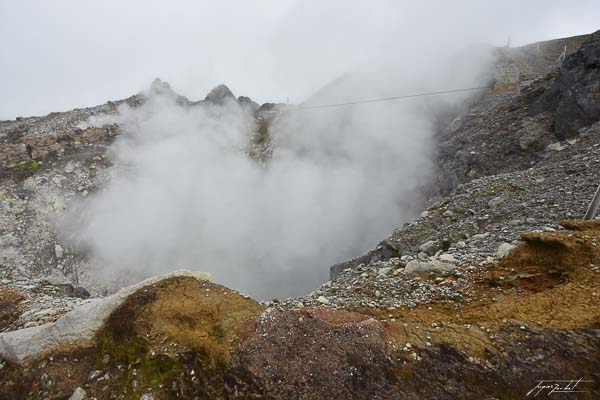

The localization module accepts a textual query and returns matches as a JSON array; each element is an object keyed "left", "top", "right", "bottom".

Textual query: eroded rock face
[
  {"left": 225, "top": 307, "right": 600, "bottom": 400},
  {"left": 428, "top": 31, "right": 599, "bottom": 201},
  {"left": 534, "top": 30, "right": 600, "bottom": 139}
]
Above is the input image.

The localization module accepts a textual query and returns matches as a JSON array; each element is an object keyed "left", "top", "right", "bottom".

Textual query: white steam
[
  {"left": 60, "top": 2, "right": 506, "bottom": 298},
  {"left": 67, "top": 55, "right": 491, "bottom": 300}
]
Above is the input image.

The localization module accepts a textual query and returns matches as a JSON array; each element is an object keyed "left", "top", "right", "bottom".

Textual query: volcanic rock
[
  {"left": 403, "top": 259, "right": 455, "bottom": 275},
  {"left": 0, "top": 270, "right": 211, "bottom": 362},
  {"left": 204, "top": 84, "right": 236, "bottom": 105},
  {"left": 533, "top": 30, "right": 600, "bottom": 139}
]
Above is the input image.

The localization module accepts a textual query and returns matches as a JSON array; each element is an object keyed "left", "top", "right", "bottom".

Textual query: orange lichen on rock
[
  {"left": 453, "top": 220, "right": 600, "bottom": 330},
  {"left": 355, "top": 220, "right": 600, "bottom": 334}
]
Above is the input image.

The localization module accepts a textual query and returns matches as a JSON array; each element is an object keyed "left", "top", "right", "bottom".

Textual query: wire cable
[{"left": 293, "top": 85, "right": 492, "bottom": 110}]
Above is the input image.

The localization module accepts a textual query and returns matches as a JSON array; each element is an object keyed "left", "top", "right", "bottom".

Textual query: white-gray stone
[
  {"left": 496, "top": 243, "right": 516, "bottom": 258},
  {"left": 547, "top": 142, "right": 566, "bottom": 152},
  {"left": 404, "top": 260, "right": 455, "bottom": 275},
  {"left": 54, "top": 244, "right": 64, "bottom": 259},
  {"left": 438, "top": 254, "right": 458, "bottom": 263},
  {"left": 487, "top": 196, "right": 504, "bottom": 208},
  {"left": 68, "top": 387, "right": 86, "bottom": 400},
  {"left": 43, "top": 270, "right": 70, "bottom": 286},
  {"left": 518, "top": 121, "right": 545, "bottom": 150},
  {"left": 317, "top": 296, "right": 330, "bottom": 305},
  {"left": 442, "top": 210, "right": 455, "bottom": 218},
  {"left": 418, "top": 240, "right": 438, "bottom": 255},
  {"left": 469, "top": 232, "right": 490, "bottom": 242},
  {"left": 63, "top": 162, "right": 75, "bottom": 174}
]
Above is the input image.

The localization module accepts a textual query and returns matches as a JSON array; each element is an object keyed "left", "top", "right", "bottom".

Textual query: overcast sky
[{"left": 1, "top": 0, "right": 599, "bottom": 120}]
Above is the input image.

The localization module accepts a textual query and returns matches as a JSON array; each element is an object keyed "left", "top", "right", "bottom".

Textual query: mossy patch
[
  {"left": 91, "top": 276, "right": 264, "bottom": 399},
  {"left": 0, "top": 285, "right": 24, "bottom": 331},
  {"left": 16, "top": 160, "right": 39, "bottom": 170},
  {"left": 0, "top": 356, "right": 29, "bottom": 399}
]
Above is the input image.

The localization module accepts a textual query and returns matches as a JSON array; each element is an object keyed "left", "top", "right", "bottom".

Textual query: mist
[
  {"left": 45, "top": 0, "right": 600, "bottom": 299},
  {"left": 67, "top": 57, "right": 492, "bottom": 299}
]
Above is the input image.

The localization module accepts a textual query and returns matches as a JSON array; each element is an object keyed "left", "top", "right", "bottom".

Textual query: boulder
[
  {"left": 329, "top": 240, "right": 399, "bottom": 280},
  {"left": 63, "top": 162, "right": 75, "bottom": 174},
  {"left": 68, "top": 387, "right": 86, "bottom": 400},
  {"left": 42, "top": 269, "right": 70, "bottom": 286},
  {"left": 0, "top": 270, "right": 211, "bottom": 363},
  {"left": 404, "top": 260, "right": 455, "bottom": 275},
  {"left": 518, "top": 119, "right": 547, "bottom": 150},
  {"left": 547, "top": 142, "right": 566, "bottom": 152},
  {"left": 442, "top": 210, "right": 455, "bottom": 218},
  {"left": 496, "top": 242, "right": 516, "bottom": 258},
  {"left": 418, "top": 240, "right": 438, "bottom": 255}
]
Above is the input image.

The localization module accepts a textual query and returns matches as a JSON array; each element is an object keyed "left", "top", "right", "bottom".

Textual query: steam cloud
[
  {"left": 68, "top": 70, "right": 490, "bottom": 300},
  {"left": 61, "top": 2, "right": 509, "bottom": 299}
]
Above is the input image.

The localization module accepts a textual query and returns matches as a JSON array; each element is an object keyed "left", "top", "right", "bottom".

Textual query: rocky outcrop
[
  {"left": 533, "top": 30, "right": 600, "bottom": 139},
  {"left": 0, "top": 273, "right": 263, "bottom": 400},
  {"left": 204, "top": 84, "right": 237, "bottom": 105},
  {"left": 147, "top": 78, "right": 187, "bottom": 103},
  {"left": 0, "top": 270, "right": 210, "bottom": 363},
  {"left": 330, "top": 239, "right": 400, "bottom": 279},
  {"left": 430, "top": 30, "right": 599, "bottom": 199}
]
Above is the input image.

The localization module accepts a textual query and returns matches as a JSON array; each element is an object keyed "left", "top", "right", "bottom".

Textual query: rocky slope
[
  {"left": 1, "top": 31, "right": 600, "bottom": 399},
  {"left": 1, "top": 221, "right": 599, "bottom": 399}
]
